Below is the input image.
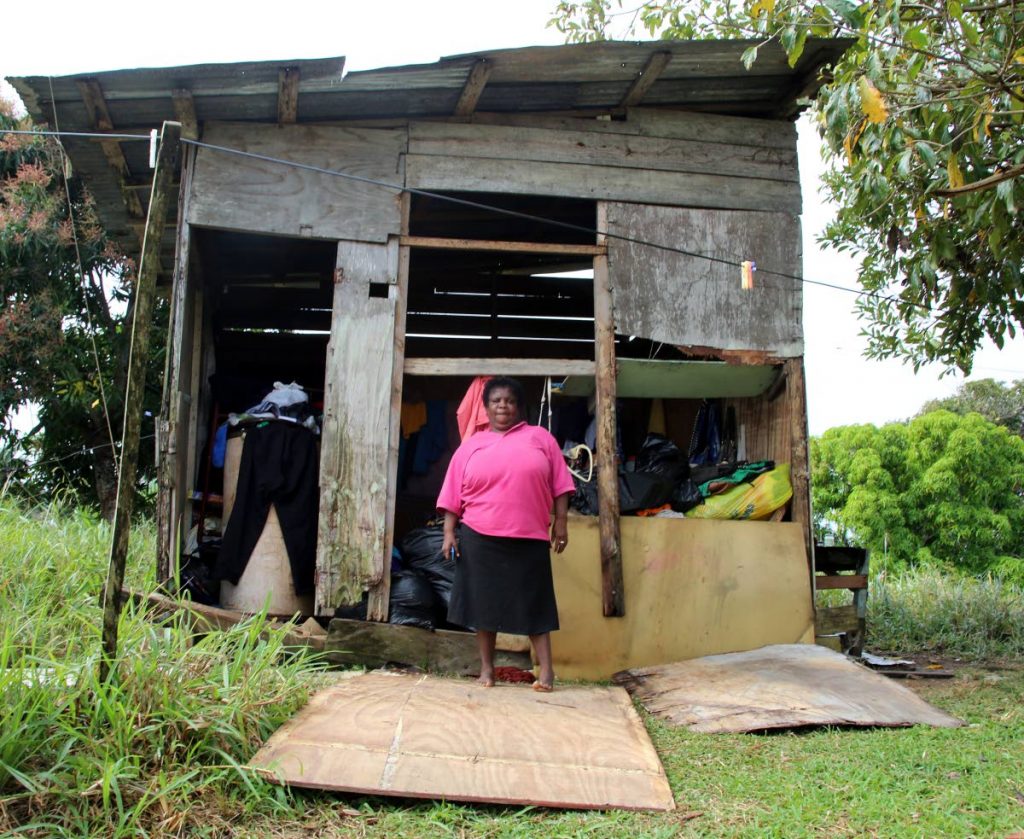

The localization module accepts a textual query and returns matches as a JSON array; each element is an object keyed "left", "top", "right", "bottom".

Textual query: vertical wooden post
[
  {"left": 156, "top": 143, "right": 195, "bottom": 583},
  {"left": 101, "top": 121, "right": 182, "bottom": 681},
  {"left": 373, "top": 194, "right": 412, "bottom": 622},
  {"left": 594, "top": 204, "right": 624, "bottom": 617},
  {"left": 785, "top": 357, "right": 814, "bottom": 576}
]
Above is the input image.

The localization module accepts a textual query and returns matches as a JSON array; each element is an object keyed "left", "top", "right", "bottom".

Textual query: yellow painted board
[{"left": 551, "top": 517, "right": 814, "bottom": 681}]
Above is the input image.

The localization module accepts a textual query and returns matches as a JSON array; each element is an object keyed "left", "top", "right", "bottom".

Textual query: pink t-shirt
[{"left": 436, "top": 422, "right": 576, "bottom": 541}]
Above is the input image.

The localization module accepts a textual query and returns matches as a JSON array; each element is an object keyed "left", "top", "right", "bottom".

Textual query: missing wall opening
[{"left": 368, "top": 282, "right": 390, "bottom": 299}]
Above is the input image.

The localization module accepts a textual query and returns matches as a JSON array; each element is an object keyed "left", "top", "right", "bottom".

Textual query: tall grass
[
  {"left": 0, "top": 500, "right": 326, "bottom": 836},
  {"left": 867, "top": 566, "right": 1024, "bottom": 658}
]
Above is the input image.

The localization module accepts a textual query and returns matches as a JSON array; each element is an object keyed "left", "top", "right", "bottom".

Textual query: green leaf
[{"left": 740, "top": 45, "right": 759, "bottom": 70}]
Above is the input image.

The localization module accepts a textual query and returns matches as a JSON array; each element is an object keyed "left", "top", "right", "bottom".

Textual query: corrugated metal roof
[{"left": 5, "top": 39, "right": 849, "bottom": 278}]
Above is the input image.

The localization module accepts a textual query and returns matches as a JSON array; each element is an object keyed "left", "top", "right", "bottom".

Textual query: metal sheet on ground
[
  {"left": 613, "top": 644, "right": 962, "bottom": 733},
  {"left": 249, "top": 671, "right": 675, "bottom": 811}
]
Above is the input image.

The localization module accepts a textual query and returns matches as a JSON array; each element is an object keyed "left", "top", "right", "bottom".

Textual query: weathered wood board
[
  {"left": 606, "top": 202, "right": 803, "bottom": 356},
  {"left": 614, "top": 644, "right": 963, "bottom": 733},
  {"left": 249, "top": 672, "right": 676, "bottom": 811},
  {"left": 325, "top": 618, "right": 531, "bottom": 673},
  {"left": 406, "top": 154, "right": 800, "bottom": 214},
  {"left": 188, "top": 121, "right": 405, "bottom": 242},
  {"left": 408, "top": 120, "right": 799, "bottom": 182},
  {"left": 316, "top": 240, "right": 399, "bottom": 616},
  {"left": 553, "top": 517, "right": 815, "bottom": 681}
]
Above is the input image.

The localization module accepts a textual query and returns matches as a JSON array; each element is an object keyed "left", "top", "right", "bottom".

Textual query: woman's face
[{"left": 485, "top": 386, "right": 519, "bottom": 432}]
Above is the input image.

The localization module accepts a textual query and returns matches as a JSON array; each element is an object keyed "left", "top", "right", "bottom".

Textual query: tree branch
[{"left": 933, "top": 162, "right": 1024, "bottom": 196}]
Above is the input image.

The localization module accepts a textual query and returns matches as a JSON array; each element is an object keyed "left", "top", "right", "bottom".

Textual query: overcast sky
[{"left": 3, "top": 0, "right": 1022, "bottom": 436}]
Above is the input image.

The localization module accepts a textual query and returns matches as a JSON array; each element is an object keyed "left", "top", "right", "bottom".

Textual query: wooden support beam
[
  {"left": 100, "top": 121, "right": 182, "bottom": 682},
  {"left": 75, "top": 78, "right": 145, "bottom": 221},
  {"left": 815, "top": 574, "right": 868, "bottom": 591},
  {"left": 453, "top": 59, "right": 492, "bottom": 117},
  {"left": 324, "top": 618, "right": 531, "bottom": 674},
  {"left": 375, "top": 197, "right": 412, "bottom": 623},
  {"left": 594, "top": 205, "right": 624, "bottom": 618},
  {"left": 278, "top": 67, "right": 300, "bottom": 124},
  {"left": 619, "top": 51, "right": 672, "bottom": 109},
  {"left": 172, "top": 88, "right": 198, "bottom": 139},
  {"left": 785, "top": 357, "right": 814, "bottom": 574},
  {"left": 400, "top": 235, "right": 605, "bottom": 256},
  {"left": 404, "top": 358, "right": 596, "bottom": 377}
]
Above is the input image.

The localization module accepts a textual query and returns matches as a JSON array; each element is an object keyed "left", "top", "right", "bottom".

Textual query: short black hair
[{"left": 482, "top": 376, "right": 526, "bottom": 408}]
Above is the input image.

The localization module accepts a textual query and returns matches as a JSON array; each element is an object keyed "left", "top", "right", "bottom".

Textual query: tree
[
  {"left": 0, "top": 99, "right": 165, "bottom": 517},
  {"left": 920, "top": 378, "right": 1024, "bottom": 437},
  {"left": 810, "top": 411, "right": 1024, "bottom": 583},
  {"left": 553, "top": 0, "right": 1024, "bottom": 373}
]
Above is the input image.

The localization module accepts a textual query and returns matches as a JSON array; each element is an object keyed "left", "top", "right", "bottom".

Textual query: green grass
[{"left": 2, "top": 498, "right": 1023, "bottom": 837}]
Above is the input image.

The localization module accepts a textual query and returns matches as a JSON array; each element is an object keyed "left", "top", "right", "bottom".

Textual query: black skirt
[{"left": 448, "top": 525, "right": 559, "bottom": 635}]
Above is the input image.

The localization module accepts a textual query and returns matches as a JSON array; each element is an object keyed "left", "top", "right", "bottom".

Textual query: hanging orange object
[{"left": 741, "top": 260, "right": 756, "bottom": 290}]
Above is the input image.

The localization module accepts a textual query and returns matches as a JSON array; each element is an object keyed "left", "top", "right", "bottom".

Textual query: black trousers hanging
[{"left": 214, "top": 422, "right": 319, "bottom": 595}]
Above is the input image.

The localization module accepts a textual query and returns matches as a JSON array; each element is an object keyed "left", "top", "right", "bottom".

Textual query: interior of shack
[{"left": 178, "top": 191, "right": 799, "bottom": 624}]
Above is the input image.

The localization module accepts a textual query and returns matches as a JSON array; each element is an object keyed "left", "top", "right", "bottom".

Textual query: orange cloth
[
  {"left": 456, "top": 376, "right": 492, "bottom": 441},
  {"left": 400, "top": 401, "right": 427, "bottom": 439}
]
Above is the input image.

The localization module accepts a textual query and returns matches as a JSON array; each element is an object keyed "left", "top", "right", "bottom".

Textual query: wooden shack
[{"left": 11, "top": 39, "right": 848, "bottom": 679}]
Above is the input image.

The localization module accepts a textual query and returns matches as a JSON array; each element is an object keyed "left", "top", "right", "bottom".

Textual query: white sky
[{"left": 3, "top": 0, "right": 1022, "bottom": 436}]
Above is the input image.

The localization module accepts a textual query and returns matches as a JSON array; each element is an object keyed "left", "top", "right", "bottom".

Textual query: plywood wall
[{"left": 553, "top": 516, "right": 815, "bottom": 680}]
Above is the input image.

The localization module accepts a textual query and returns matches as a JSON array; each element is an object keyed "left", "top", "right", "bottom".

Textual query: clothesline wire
[
  {"left": 0, "top": 434, "right": 156, "bottom": 474},
  {"left": 45, "top": 78, "right": 121, "bottom": 478},
  {"left": 0, "top": 125, "right": 946, "bottom": 314},
  {"left": 181, "top": 137, "right": 934, "bottom": 313}
]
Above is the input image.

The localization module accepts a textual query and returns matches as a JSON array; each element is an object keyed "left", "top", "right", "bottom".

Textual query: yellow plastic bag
[{"left": 685, "top": 463, "right": 792, "bottom": 521}]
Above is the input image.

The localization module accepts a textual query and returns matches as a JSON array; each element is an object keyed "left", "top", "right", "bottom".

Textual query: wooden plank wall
[
  {"left": 723, "top": 360, "right": 813, "bottom": 565},
  {"left": 605, "top": 202, "right": 803, "bottom": 356},
  {"left": 315, "top": 239, "right": 400, "bottom": 616},
  {"left": 188, "top": 122, "right": 405, "bottom": 242},
  {"left": 405, "top": 108, "right": 800, "bottom": 213}
]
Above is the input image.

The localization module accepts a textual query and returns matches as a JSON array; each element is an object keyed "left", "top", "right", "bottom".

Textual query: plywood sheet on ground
[
  {"left": 249, "top": 671, "right": 675, "bottom": 811},
  {"left": 614, "top": 644, "right": 962, "bottom": 733}
]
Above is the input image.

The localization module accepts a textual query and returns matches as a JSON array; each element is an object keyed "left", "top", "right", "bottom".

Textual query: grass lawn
[
  {"left": 229, "top": 665, "right": 1024, "bottom": 838},
  {"left": 2, "top": 500, "right": 1022, "bottom": 837}
]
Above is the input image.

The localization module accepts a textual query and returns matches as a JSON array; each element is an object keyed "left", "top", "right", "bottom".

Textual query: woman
[{"left": 437, "top": 377, "right": 575, "bottom": 691}]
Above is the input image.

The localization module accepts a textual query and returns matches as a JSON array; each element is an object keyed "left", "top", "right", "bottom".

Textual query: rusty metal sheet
[
  {"left": 249, "top": 671, "right": 675, "bottom": 811},
  {"left": 613, "top": 644, "right": 962, "bottom": 733}
]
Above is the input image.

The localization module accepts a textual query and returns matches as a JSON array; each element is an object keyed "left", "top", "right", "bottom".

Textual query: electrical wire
[
  {"left": 2, "top": 129, "right": 151, "bottom": 141},
  {"left": 0, "top": 125, "right": 958, "bottom": 315},
  {"left": 180, "top": 137, "right": 934, "bottom": 313}
]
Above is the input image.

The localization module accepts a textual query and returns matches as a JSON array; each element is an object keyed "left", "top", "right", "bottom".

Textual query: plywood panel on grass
[
  {"left": 614, "top": 644, "right": 963, "bottom": 732},
  {"left": 553, "top": 517, "right": 814, "bottom": 680},
  {"left": 249, "top": 671, "right": 675, "bottom": 811},
  {"left": 188, "top": 122, "right": 404, "bottom": 242},
  {"left": 606, "top": 202, "right": 803, "bottom": 355}
]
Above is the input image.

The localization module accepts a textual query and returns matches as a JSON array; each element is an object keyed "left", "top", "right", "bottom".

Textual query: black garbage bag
[
  {"left": 570, "top": 468, "right": 675, "bottom": 515},
  {"left": 636, "top": 433, "right": 689, "bottom": 483},
  {"left": 620, "top": 470, "right": 675, "bottom": 512},
  {"left": 401, "top": 524, "right": 457, "bottom": 612},
  {"left": 670, "top": 479, "right": 704, "bottom": 513},
  {"left": 388, "top": 569, "right": 437, "bottom": 630}
]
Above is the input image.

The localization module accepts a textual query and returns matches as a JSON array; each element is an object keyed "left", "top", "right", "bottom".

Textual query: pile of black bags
[
  {"left": 571, "top": 433, "right": 704, "bottom": 515},
  {"left": 387, "top": 523, "right": 464, "bottom": 630}
]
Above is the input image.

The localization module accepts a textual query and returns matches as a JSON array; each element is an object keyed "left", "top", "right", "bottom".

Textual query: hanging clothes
[
  {"left": 456, "top": 376, "right": 492, "bottom": 441},
  {"left": 400, "top": 401, "right": 428, "bottom": 439},
  {"left": 214, "top": 422, "right": 319, "bottom": 595}
]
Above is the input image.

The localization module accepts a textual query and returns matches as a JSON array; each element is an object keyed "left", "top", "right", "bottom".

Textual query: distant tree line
[{"left": 811, "top": 379, "right": 1024, "bottom": 584}]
